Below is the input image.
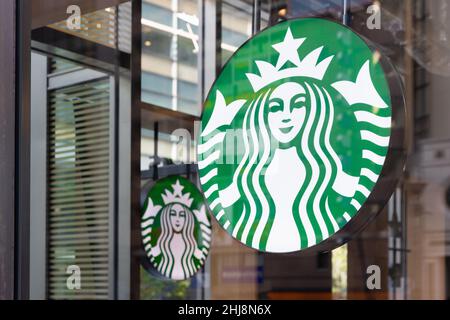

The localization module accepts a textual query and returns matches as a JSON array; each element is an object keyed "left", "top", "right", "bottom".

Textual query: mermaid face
[
  {"left": 169, "top": 203, "right": 186, "bottom": 233},
  {"left": 267, "top": 82, "right": 307, "bottom": 144}
]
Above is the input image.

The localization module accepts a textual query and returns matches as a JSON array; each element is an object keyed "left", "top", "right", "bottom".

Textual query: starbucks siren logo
[
  {"left": 198, "top": 18, "right": 393, "bottom": 253},
  {"left": 141, "top": 176, "right": 211, "bottom": 280}
]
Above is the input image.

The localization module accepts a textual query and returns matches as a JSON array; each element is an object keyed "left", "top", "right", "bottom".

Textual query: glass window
[
  {"left": 141, "top": 0, "right": 200, "bottom": 116},
  {"left": 16, "top": 0, "right": 450, "bottom": 301},
  {"left": 221, "top": 0, "right": 253, "bottom": 66}
]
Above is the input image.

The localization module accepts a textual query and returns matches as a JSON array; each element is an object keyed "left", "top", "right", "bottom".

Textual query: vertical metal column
[
  {"left": 130, "top": 0, "right": 143, "bottom": 300},
  {"left": 252, "top": 0, "right": 261, "bottom": 34},
  {"left": 15, "top": 0, "right": 31, "bottom": 300},
  {"left": 342, "top": 0, "right": 349, "bottom": 25},
  {"left": 199, "top": 0, "right": 222, "bottom": 300},
  {"left": 29, "top": 53, "right": 48, "bottom": 300},
  {"left": 201, "top": 0, "right": 222, "bottom": 95},
  {"left": 0, "top": 0, "right": 17, "bottom": 300},
  {"left": 153, "top": 122, "right": 159, "bottom": 181},
  {"left": 113, "top": 4, "right": 121, "bottom": 300}
]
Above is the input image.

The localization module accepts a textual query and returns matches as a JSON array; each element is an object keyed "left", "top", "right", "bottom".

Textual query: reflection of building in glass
[
  {"left": 141, "top": 0, "right": 199, "bottom": 115},
  {"left": 140, "top": 0, "right": 254, "bottom": 116}
]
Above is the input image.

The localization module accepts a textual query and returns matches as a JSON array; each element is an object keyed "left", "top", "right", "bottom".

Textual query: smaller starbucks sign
[{"left": 141, "top": 176, "right": 212, "bottom": 280}]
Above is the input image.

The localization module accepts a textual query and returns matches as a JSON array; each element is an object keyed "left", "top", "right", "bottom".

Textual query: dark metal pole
[
  {"left": 252, "top": 0, "right": 261, "bottom": 34},
  {"left": 0, "top": 0, "right": 17, "bottom": 300},
  {"left": 130, "top": 0, "right": 142, "bottom": 300},
  {"left": 342, "top": 0, "right": 349, "bottom": 25},
  {"left": 393, "top": 192, "right": 397, "bottom": 300},
  {"left": 113, "top": 4, "right": 121, "bottom": 300},
  {"left": 153, "top": 121, "right": 159, "bottom": 181},
  {"left": 401, "top": 185, "right": 408, "bottom": 300},
  {"left": 215, "top": 0, "right": 223, "bottom": 76},
  {"left": 15, "top": 0, "right": 31, "bottom": 300}
]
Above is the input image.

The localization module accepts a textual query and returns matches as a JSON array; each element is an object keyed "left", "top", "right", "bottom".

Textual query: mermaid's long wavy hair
[
  {"left": 157, "top": 203, "right": 198, "bottom": 279},
  {"left": 232, "top": 78, "right": 342, "bottom": 250}
]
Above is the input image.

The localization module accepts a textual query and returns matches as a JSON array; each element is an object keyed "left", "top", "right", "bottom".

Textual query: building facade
[{"left": 1, "top": 0, "right": 450, "bottom": 300}]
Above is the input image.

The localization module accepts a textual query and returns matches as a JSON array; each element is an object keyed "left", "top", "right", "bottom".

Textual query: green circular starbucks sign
[
  {"left": 141, "top": 176, "right": 211, "bottom": 280},
  {"left": 198, "top": 18, "right": 403, "bottom": 253}
]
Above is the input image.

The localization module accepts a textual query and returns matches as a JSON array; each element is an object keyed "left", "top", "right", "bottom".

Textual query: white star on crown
[
  {"left": 161, "top": 179, "right": 194, "bottom": 207},
  {"left": 245, "top": 27, "right": 334, "bottom": 92}
]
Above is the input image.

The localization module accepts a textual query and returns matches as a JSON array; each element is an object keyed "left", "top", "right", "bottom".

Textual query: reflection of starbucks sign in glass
[
  {"left": 198, "top": 18, "right": 399, "bottom": 253},
  {"left": 141, "top": 176, "right": 211, "bottom": 280}
]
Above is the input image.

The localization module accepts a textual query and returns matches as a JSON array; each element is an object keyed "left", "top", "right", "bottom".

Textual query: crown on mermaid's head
[
  {"left": 162, "top": 180, "right": 193, "bottom": 207},
  {"left": 245, "top": 27, "right": 334, "bottom": 92}
]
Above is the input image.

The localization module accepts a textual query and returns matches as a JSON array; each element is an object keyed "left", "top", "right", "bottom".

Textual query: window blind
[{"left": 48, "top": 78, "right": 112, "bottom": 299}]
